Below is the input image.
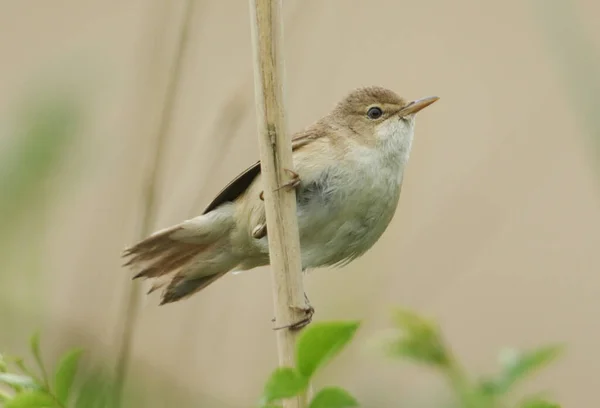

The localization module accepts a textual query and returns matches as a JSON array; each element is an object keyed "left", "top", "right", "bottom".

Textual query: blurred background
[{"left": 1, "top": 0, "right": 599, "bottom": 407}]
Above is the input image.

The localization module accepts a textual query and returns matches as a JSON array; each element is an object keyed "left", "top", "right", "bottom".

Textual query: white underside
[{"left": 249, "top": 115, "right": 416, "bottom": 269}]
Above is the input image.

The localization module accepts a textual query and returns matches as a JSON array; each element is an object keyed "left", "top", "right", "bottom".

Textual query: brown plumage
[{"left": 122, "top": 86, "right": 438, "bottom": 305}]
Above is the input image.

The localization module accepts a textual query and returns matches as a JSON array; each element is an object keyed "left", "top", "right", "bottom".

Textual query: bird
[{"left": 122, "top": 86, "right": 438, "bottom": 310}]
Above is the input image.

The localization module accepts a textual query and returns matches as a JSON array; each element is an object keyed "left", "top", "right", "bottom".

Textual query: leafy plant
[
  {"left": 0, "top": 333, "right": 84, "bottom": 408},
  {"left": 380, "top": 308, "right": 563, "bottom": 408},
  {"left": 261, "top": 309, "right": 563, "bottom": 408},
  {"left": 260, "top": 321, "right": 360, "bottom": 408},
  {"left": 2, "top": 310, "right": 564, "bottom": 408}
]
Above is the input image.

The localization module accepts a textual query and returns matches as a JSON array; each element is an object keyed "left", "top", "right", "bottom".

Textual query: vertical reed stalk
[
  {"left": 113, "top": 0, "right": 196, "bottom": 405},
  {"left": 248, "top": 1, "right": 309, "bottom": 407}
]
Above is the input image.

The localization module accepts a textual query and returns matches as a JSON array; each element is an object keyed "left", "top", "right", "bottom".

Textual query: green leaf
[
  {"left": 296, "top": 321, "right": 360, "bottom": 378},
  {"left": 495, "top": 345, "right": 563, "bottom": 393},
  {"left": 0, "top": 373, "right": 39, "bottom": 390},
  {"left": 520, "top": 396, "right": 561, "bottom": 408},
  {"left": 309, "top": 387, "right": 359, "bottom": 408},
  {"left": 29, "top": 332, "right": 49, "bottom": 385},
  {"left": 73, "top": 369, "right": 117, "bottom": 408},
  {"left": 392, "top": 308, "right": 437, "bottom": 330},
  {"left": 382, "top": 309, "right": 449, "bottom": 366},
  {"left": 30, "top": 332, "right": 42, "bottom": 366},
  {"left": 4, "top": 390, "right": 55, "bottom": 408},
  {"left": 475, "top": 377, "right": 501, "bottom": 397},
  {"left": 54, "top": 348, "right": 84, "bottom": 404},
  {"left": 385, "top": 337, "right": 448, "bottom": 366},
  {"left": 262, "top": 367, "right": 308, "bottom": 404}
]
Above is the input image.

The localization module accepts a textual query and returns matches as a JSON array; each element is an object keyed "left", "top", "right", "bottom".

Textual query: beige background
[{"left": 1, "top": 0, "right": 599, "bottom": 407}]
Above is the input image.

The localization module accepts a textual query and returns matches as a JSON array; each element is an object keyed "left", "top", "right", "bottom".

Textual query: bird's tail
[{"left": 122, "top": 204, "right": 239, "bottom": 304}]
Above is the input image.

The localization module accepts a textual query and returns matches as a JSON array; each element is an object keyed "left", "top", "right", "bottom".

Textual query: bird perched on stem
[{"left": 123, "top": 86, "right": 438, "bottom": 312}]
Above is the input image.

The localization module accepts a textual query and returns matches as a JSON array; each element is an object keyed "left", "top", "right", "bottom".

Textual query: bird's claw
[
  {"left": 259, "top": 168, "right": 300, "bottom": 200},
  {"left": 272, "top": 294, "right": 314, "bottom": 331},
  {"left": 273, "top": 306, "right": 314, "bottom": 331},
  {"left": 276, "top": 168, "right": 301, "bottom": 191}
]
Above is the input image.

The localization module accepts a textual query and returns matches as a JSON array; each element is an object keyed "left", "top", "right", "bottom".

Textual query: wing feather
[{"left": 202, "top": 126, "right": 323, "bottom": 213}]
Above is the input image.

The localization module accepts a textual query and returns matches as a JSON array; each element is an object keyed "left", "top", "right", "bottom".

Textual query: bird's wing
[
  {"left": 202, "top": 161, "right": 261, "bottom": 214},
  {"left": 202, "top": 127, "right": 323, "bottom": 214}
]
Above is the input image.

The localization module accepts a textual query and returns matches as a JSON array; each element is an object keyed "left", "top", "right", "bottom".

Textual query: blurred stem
[
  {"left": 113, "top": 0, "right": 196, "bottom": 405},
  {"left": 46, "top": 390, "right": 65, "bottom": 408},
  {"left": 32, "top": 348, "right": 50, "bottom": 390},
  {"left": 441, "top": 352, "right": 479, "bottom": 408},
  {"left": 38, "top": 365, "right": 50, "bottom": 392}
]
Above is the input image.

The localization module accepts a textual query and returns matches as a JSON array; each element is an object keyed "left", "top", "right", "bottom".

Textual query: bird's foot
[
  {"left": 259, "top": 168, "right": 300, "bottom": 201},
  {"left": 273, "top": 293, "right": 314, "bottom": 331},
  {"left": 276, "top": 168, "right": 301, "bottom": 191}
]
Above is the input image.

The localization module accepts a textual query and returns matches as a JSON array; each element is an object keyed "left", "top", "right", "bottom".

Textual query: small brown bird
[{"left": 123, "top": 86, "right": 438, "bottom": 306}]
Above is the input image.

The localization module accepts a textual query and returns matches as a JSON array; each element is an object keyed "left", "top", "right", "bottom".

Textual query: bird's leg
[
  {"left": 256, "top": 168, "right": 300, "bottom": 240},
  {"left": 273, "top": 292, "right": 315, "bottom": 331},
  {"left": 259, "top": 168, "right": 301, "bottom": 201},
  {"left": 275, "top": 168, "right": 301, "bottom": 191}
]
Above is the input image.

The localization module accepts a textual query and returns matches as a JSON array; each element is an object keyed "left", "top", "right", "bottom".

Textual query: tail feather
[
  {"left": 159, "top": 272, "right": 228, "bottom": 305},
  {"left": 157, "top": 242, "right": 239, "bottom": 304},
  {"left": 122, "top": 206, "right": 238, "bottom": 304},
  {"left": 132, "top": 243, "right": 204, "bottom": 279},
  {"left": 122, "top": 224, "right": 183, "bottom": 258},
  {"left": 146, "top": 275, "right": 172, "bottom": 294}
]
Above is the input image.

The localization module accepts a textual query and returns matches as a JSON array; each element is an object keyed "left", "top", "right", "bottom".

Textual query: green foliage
[
  {"left": 2, "top": 312, "right": 566, "bottom": 408},
  {"left": 28, "top": 333, "right": 48, "bottom": 391},
  {"left": 477, "top": 346, "right": 563, "bottom": 397},
  {"left": 383, "top": 308, "right": 449, "bottom": 365},
  {"left": 70, "top": 370, "right": 118, "bottom": 408},
  {"left": 519, "top": 397, "right": 561, "bottom": 408},
  {"left": 263, "top": 368, "right": 309, "bottom": 404},
  {"left": 0, "top": 333, "right": 82, "bottom": 407},
  {"left": 308, "top": 387, "right": 358, "bottom": 408},
  {"left": 28, "top": 335, "right": 43, "bottom": 380},
  {"left": 1, "top": 334, "right": 198, "bottom": 408},
  {"left": 382, "top": 308, "right": 563, "bottom": 408},
  {"left": 4, "top": 391, "right": 54, "bottom": 408},
  {"left": 260, "top": 321, "right": 361, "bottom": 407},
  {"left": 260, "top": 309, "right": 563, "bottom": 408},
  {"left": 296, "top": 322, "right": 360, "bottom": 378},
  {"left": 53, "top": 349, "right": 83, "bottom": 406},
  {"left": 0, "top": 374, "right": 38, "bottom": 391},
  {"left": 2, "top": 308, "right": 564, "bottom": 408}
]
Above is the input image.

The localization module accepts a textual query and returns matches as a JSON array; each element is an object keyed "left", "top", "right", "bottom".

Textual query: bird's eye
[{"left": 367, "top": 106, "right": 383, "bottom": 120}]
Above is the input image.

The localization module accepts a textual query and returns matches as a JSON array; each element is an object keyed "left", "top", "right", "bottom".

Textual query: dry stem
[{"left": 248, "top": 0, "right": 309, "bottom": 407}]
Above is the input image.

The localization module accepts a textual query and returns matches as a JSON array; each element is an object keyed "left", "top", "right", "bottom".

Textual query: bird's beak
[{"left": 399, "top": 96, "right": 439, "bottom": 116}]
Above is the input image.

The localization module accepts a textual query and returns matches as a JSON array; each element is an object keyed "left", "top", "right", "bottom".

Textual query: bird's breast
[{"left": 294, "top": 147, "right": 404, "bottom": 268}]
